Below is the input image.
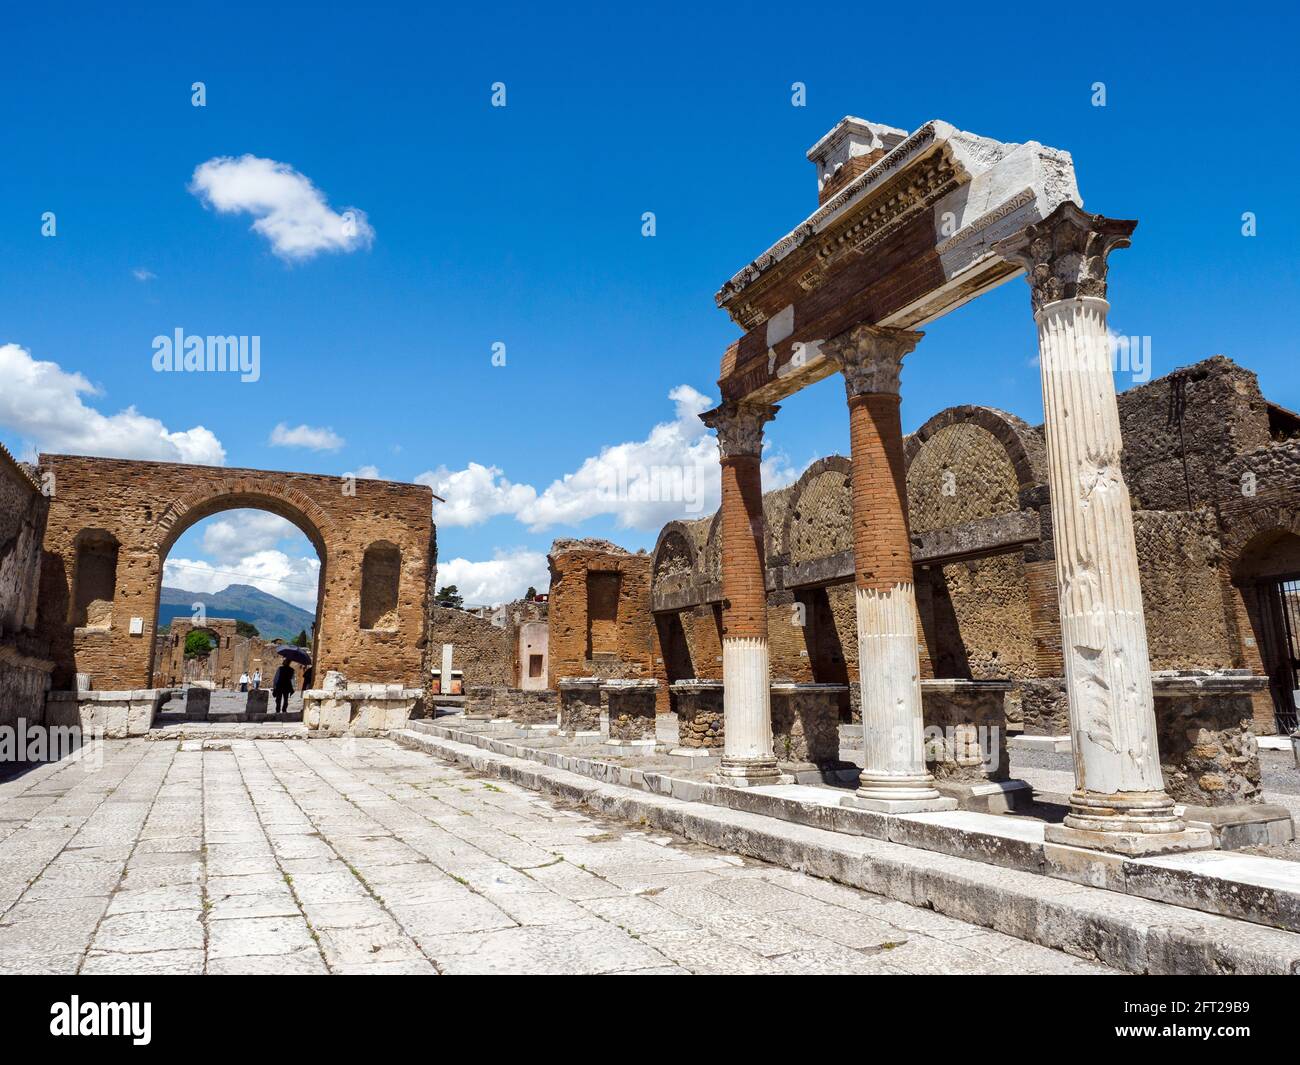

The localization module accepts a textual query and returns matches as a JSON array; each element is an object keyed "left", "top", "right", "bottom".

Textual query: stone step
[
  {"left": 394, "top": 726, "right": 1300, "bottom": 976},
  {"left": 407, "top": 717, "right": 1300, "bottom": 940}
]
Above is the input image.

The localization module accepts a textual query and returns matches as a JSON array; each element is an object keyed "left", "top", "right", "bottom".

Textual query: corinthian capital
[
  {"left": 822, "top": 323, "right": 923, "bottom": 398},
  {"left": 994, "top": 201, "right": 1137, "bottom": 316},
  {"left": 700, "top": 401, "right": 778, "bottom": 460}
]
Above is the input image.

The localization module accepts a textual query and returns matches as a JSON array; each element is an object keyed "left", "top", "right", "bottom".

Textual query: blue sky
[{"left": 2, "top": 2, "right": 1297, "bottom": 609}]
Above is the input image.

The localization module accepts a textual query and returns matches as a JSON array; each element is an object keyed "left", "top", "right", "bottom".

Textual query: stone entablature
[{"left": 713, "top": 118, "right": 1080, "bottom": 404}]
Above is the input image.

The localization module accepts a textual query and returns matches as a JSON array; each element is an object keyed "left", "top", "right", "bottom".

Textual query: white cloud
[
  {"left": 189, "top": 154, "right": 375, "bottom": 261},
  {"left": 416, "top": 462, "right": 537, "bottom": 527},
  {"left": 163, "top": 550, "right": 321, "bottom": 612},
  {"left": 437, "top": 549, "right": 548, "bottom": 607},
  {"left": 269, "top": 422, "right": 344, "bottom": 451},
  {"left": 132, "top": 267, "right": 156, "bottom": 282},
  {"left": 349, "top": 464, "right": 380, "bottom": 479},
  {"left": 200, "top": 511, "right": 304, "bottom": 565},
  {"left": 0, "top": 342, "right": 226, "bottom": 465},
  {"left": 414, "top": 385, "right": 798, "bottom": 533}
]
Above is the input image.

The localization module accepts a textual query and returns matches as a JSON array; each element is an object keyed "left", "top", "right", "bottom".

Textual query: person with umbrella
[{"left": 272, "top": 646, "right": 310, "bottom": 713}]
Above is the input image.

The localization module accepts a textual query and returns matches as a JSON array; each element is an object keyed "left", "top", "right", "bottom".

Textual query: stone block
[
  {"left": 246, "top": 689, "right": 270, "bottom": 714},
  {"left": 769, "top": 683, "right": 842, "bottom": 765},
  {"left": 1152, "top": 670, "right": 1267, "bottom": 806},
  {"left": 602, "top": 679, "right": 657, "bottom": 742},
  {"left": 185, "top": 687, "right": 211, "bottom": 718},
  {"left": 921, "top": 678, "right": 1012, "bottom": 783},
  {"left": 1018, "top": 677, "right": 1069, "bottom": 735},
  {"left": 670, "top": 679, "right": 724, "bottom": 749},
  {"left": 558, "top": 677, "right": 602, "bottom": 735}
]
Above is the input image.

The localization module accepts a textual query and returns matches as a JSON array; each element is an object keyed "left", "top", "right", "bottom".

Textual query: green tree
[
  {"left": 184, "top": 630, "right": 214, "bottom": 658},
  {"left": 436, "top": 585, "right": 464, "bottom": 609},
  {"left": 235, "top": 619, "right": 259, "bottom": 639},
  {"left": 293, "top": 629, "right": 309, "bottom": 647},
  {"left": 525, "top": 586, "right": 538, "bottom": 601}
]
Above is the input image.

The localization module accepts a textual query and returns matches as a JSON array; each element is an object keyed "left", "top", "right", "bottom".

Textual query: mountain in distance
[{"left": 158, "top": 583, "right": 314, "bottom": 642}]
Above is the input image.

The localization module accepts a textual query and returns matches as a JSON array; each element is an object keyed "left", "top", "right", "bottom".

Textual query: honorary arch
[{"left": 35, "top": 454, "right": 436, "bottom": 692}]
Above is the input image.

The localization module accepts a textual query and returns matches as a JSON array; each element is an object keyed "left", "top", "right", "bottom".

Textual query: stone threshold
[
  {"left": 407, "top": 717, "right": 1300, "bottom": 939},
  {"left": 392, "top": 725, "right": 1300, "bottom": 975}
]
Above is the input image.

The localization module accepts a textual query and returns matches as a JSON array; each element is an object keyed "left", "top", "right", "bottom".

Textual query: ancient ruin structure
[
  {"left": 151, "top": 617, "right": 306, "bottom": 691},
  {"left": 536, "top": 116, "right": 1300, "bottom": 856},
  {"left": 31, "top": 454, "right": 436, "bottom": 705},
  {"left": 0, "top": 444, "right": 52, "bottom": 725}
]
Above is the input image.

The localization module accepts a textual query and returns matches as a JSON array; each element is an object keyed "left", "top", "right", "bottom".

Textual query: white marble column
[
  {"left": 700, "top": 400, "right": 782, "bottom": 786},
  {"left": 996, "top": 203, "right": 1208, "bottom": 855},
  {"left": 824, "top": 324, "right": 954, "bottom": 813}
]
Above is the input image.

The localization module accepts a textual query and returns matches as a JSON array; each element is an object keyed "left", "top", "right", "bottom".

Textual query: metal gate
[{"left": 1262, "top": 575, "right": 1300, "bottom": 734}]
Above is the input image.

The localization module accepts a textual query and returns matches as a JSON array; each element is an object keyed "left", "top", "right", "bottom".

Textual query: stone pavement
[{"left": 0, "top": 737, "right": 1115, "bottom": 975}]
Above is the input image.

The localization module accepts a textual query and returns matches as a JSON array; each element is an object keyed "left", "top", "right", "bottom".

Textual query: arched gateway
[{"left": 35, "top": 454, "right": 435, "bottom": 692}]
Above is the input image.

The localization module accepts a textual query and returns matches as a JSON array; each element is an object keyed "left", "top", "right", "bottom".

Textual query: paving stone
[
  {"left": 82, "top": 949, "right": 206, "bottom": 975},
  {"left": 93, "top": 909, "right": 205, "bottom": 953},
  {"left": 207, "top": 916, "right": 317, "bottom": 959},
  {"left": 0, "top": 738, "right": 1128, "bottom": 975}
]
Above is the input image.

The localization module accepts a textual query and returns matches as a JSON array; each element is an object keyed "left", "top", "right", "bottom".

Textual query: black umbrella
[{"left": 275, "top": 645, "right": 312, "bottom": 666}]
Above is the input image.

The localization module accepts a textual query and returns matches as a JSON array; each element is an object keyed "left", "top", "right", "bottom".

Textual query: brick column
[
  {"left": 700, "top": 400, "right": 781, "bottom": 786},
  {"left": 824, "top": 324, "right": 953, "bottom": 812},
  {"left": 996, "top": 203, "right": 1208, "bottom": 856}
]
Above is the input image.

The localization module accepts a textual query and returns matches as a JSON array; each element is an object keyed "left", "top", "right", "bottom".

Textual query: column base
[
  {"left": 604, "top": 737, "right": 657, "bottom": 749},
  {"left": 854, "top": 770, "right": 943, "bottom": 804},
  {"left": 841, "top": 793, "right": 958, "bottom": 814},
  {"left": 558, "top": 729, "right": 602, "bottom": 742},
  {"left": 1063, "top": 789, "right": 1186, "bottom": 835},
  {"left": 1044, "top": 822, "right": 1213, "bottom": 857},
  {"left": 716, "top": 758, "right": 784, "bottom": 788}
]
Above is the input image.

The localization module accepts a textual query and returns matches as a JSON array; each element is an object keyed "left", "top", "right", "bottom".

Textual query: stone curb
[
  {"left": 410, "top": 718, "right": 1300, "bottom": 938},
  {"left": 393, "top": 727, "right": 1300, "bottom": 976}
]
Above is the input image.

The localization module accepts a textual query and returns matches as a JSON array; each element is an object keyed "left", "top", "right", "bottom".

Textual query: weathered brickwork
[
  {"left": 546, "top": 540, "right": 655, "bottom": 703},
  {"left": 35, "top": 455, "right": 434, "bottom": 692},
  {"left": 626, "top": 355, "right": 1300, "bottom": 737},
  {"left": 0, "top": 445, "right": 53, "bottom": 723}
]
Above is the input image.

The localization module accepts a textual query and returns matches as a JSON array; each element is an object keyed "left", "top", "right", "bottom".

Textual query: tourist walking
[
  {"left": 239, "top": 671, "right": 249, "bottom": 693},
  {"left": 272, "top": 662, "right": 295, "bottom": 713},
  {"left": 252, "top": 668, "right": 262, "bottom": 690}
]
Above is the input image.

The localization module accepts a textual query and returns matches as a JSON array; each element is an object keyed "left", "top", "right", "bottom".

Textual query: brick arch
[
  {"left": 152, "top": 477, "right": 337, "bottom": 559},
  {"left": 650, "top": 522, "right": 698, "bottom": 593},
  {"left": 904, "top": 405, "right": 1046, "bottom": 498},
  {"left": 781, "top": 456, "right": 853, "bottom": 566},
  {"left": 1223, "top": 507, "right": 1300, "bottom": 571}
]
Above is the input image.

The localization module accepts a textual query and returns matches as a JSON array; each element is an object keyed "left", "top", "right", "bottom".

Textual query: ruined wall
[
  {"left": 1133, "top": 510, "right": 1234, "bottom": 671},
  {"left": 547, "top": 539, "right": 654, "bottom": 700},
  {"left": 0, "top": 445, "right": 54, "bottom": 722},
  {"left": 425, "top": 605, "right": 515, "bottom": 689},
  {"left": 1118, "top": 355, "right": 1274, "bottom": 512},
  {"left": 36, "top": 455, "right": 434, "bottom": 691}
]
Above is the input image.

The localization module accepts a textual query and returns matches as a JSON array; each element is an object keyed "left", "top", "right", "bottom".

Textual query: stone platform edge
[
  {"left": 404, "top": 718, "right": 1300, "bottom": 940},
  {"left": 392, "top": 726, "right": 1300, "bottom": 976}
]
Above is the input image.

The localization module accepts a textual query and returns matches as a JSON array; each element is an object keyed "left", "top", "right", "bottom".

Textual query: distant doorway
[{"left": 1257, "top": 573, "right": 1300, "bottom": 733}]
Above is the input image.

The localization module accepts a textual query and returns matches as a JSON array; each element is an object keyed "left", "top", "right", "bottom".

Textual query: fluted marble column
[
  {"left": 700, "top": 400, "right": 782, "bottom": 786},
  {"left": 996, "top": 203, "right": 1209, "bottom": 855},
  {"left": 824, "top": 324, "right": 955, "bottom": 813}
]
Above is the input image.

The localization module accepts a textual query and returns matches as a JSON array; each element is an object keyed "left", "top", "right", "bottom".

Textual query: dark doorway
[
  {"left": 655, "top": 611, "right": 694, "bottom": 714},
  {"left": 1257, "top": 573, "right": 1300, "bottom": 733}
]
